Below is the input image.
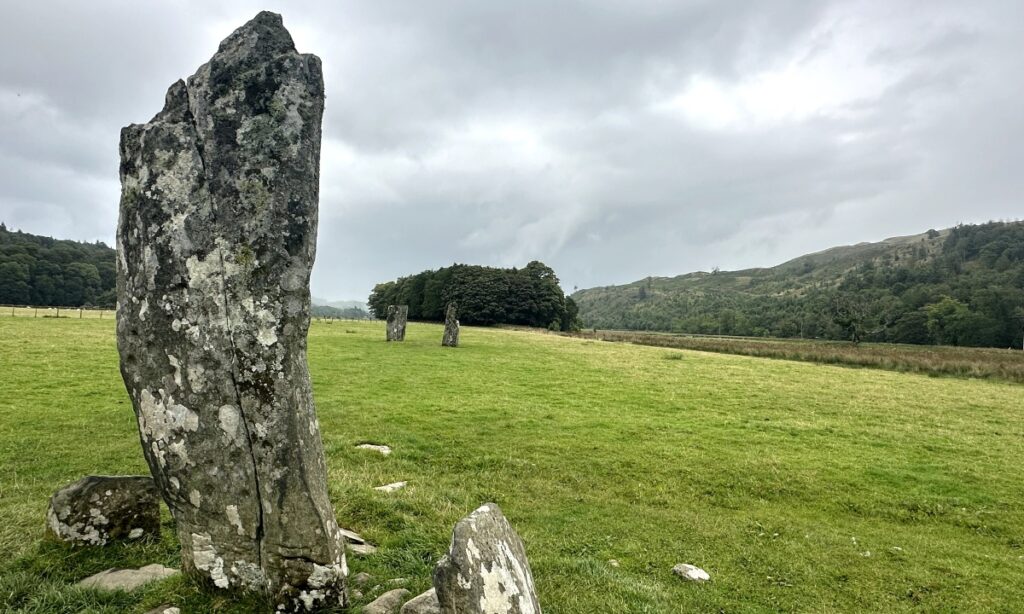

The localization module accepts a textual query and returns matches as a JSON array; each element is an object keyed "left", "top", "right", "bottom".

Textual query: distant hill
[
  {"left": 312, "top": 297, "right": 369, "bottom": 311},
  {"left": 572, "top": 221, "right": 1024, "bottom": 348},
  {"left": 0, "top": 223, "right": 116, "bottom": 307}
]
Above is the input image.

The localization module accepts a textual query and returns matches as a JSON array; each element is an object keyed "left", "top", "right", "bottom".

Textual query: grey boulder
[
  {"left": 78, "top": 564, "right": 179, "bottom": 591},
  {"left": 433, "top": 503, "right": 541, "bottom": 614},
  {"left": 364, "top": 588, "right": 411, "bottom": 614},
  {"left": 401, "top": 588, "right": 440, "bottom": 614},
  {"left": 46, "top": 476, "right": 160, "bottom": 546}
]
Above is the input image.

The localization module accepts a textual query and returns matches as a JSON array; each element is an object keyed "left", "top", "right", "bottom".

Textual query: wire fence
[
  {"left": 0, "top": 304, "right": 113, "bottom": 319},
  {"left": 0, "top": 304, "right": 373, "bottom": 324}
]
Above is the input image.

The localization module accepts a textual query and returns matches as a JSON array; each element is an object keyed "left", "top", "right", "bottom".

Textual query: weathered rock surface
[
  {"left": 352, "top": 571, "right": 373, "bottom": 586},
  {"left": 433, "top": 503, "right": 541, "bottom": 614},
  {"left": 441, "top": 303, "right": 459, "bottom": 347},
  {"left": 78, "top": 564, "right": 179, "bottom": 591},
  {"left": 116, "top": 11, "right": 345, "bottom": 608},
  {"left": 386, "top": 305, "right": 408, "bottom": 341},
  {"left": 364, "top": 588, "right": 411, "bottom": 614},
  {"left": 46, "top": 476, "right": 160, "bottom": 545},
  {"left": 672, "top": 563, "right": 710, "bottom": 582},
  {"left": 401, "top": 588, "right": 441, "bottom": 614},
  {"left": 374, "top": 481, "right": 407, "bottom": 493},
  {"left": 356, "top": 443, "right": 392, "bottom": 456}
]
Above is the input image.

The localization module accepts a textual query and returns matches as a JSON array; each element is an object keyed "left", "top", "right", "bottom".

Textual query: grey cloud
[{"left": 1, "top": 0, "right": 1021, "bottom": 300}]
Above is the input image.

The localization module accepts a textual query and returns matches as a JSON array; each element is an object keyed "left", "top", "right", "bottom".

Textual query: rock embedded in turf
[
  {"left": 386, "top": 305, "right": 409, "bottom": 341},
  {"left": 144, "top": 606, "right": 181, "bottom": 614},
  {"left": 46, "top": 475, "right": 160, "bottom": 546},
  {"left": 115, "top": 11, "right": 346, "bottom": 609},
  {"left": 374, "top": 481, "right": 407, "bottom": 492},
  {"left": 78, "top": 564, "right": 179, "bottom": 591},
  {"left": 365, "top": 588, "right": 412, "bottom": 614},
  {"left": 401, "top": 588, "right": 441, "bottom": 614},
  {"left": 672, "top": 563, "right": 710, "bottom": 582},
  {"left": 442, "top": 303, "right": 459, "bottom": 347},
  {"left": 357, "top": 443, "right": 392, "bottom": 455},
  {"left": 433, "top": 503, "right": 541, "bottom": 614},
  {"left": 352, "top": 571, "right": 372, "bottom": 586}
]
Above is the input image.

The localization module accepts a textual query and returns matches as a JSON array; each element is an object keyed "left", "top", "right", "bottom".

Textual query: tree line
[
  {"left": 368, "top": 261, "right": 581, "bottom": 331},
  {"left": 0, "top": 223, "right": 116, "bottom": 307},
  {"left": 574, "top": 221, "right": 1024, "bottom": 349}
]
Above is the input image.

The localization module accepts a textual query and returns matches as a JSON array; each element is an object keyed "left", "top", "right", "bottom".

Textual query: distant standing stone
[
  {"left": 401, "top": 588, "right": 441, "bottom": 614},
  {"left": 672, "top": 563, "right": 710, "bottom": 582},
  {"left": 46, "top": 476, "right": 160, "bottom": 546},
  {"left": 78, "top": 564, "right": 179, "bottom": 591},
  {"left": 433, "top": 503, "right": 541, "bottom": 614},
  {"left": 441, "top": 303, "right": 459, "bottom": 347},
  {"left": 364, "top": 588, "right": 412, "bottom": 614},
  {"left": 386, "top": 305, "right": 409, "bottom": 341}
]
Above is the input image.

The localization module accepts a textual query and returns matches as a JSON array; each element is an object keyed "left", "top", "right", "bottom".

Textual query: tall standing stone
[
  {"left": 441, "top": 303, "right": 459, "bottom": 347},
  {"left": 116, "top": 12, "right": 346, "bottom": 609},
  {"left": 386, "top": 305, "right": 408, "bottom": 341}
]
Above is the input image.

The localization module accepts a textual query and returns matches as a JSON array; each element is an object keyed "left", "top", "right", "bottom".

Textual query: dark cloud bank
[{"left": 1, "top": 0, "right": 1021, "bottom": 300}]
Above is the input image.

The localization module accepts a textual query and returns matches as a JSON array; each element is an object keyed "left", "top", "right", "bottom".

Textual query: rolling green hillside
[{"left": 573, "top": 221, "right": 1024, "bottom": 348}]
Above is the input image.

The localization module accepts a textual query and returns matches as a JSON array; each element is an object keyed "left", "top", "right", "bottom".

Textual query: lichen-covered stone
[
  {"left": 116, "top": 11, "right": 345, "bottom": 609},
  {"left": 441, "top": 303, "right": 459, "bottom": 347},
  {"left": 433, "top": 503, "right": 541, "bottom": 614},
  {"left": 386, "top": 305, "right": 408, "bottom": 341},
  {"left": 46, "top": 476, "right": 160, "bottom": 546}
]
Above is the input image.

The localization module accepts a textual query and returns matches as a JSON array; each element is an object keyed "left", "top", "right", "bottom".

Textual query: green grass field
[{"left": 1, "top": 318, "right": 1022, "bottom": 613}]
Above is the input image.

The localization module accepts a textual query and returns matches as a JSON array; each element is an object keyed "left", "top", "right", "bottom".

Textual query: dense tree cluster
[
  {"left": 574, "top": 221, "right": 1024, "bottom": 349},
  {"left": 368, "top": 261, "right": 580, "bottom": 331},
  {"left": 0, "top": 224, "right": 116, "bottom": 307}
]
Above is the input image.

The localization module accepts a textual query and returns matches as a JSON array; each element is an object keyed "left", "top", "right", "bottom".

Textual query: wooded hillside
[
  {"left": 0, "top": 224, "right": 116, "bottom": 307},
  {"left": 573, "top": 221, "right": 1024, "bottom": 348}
]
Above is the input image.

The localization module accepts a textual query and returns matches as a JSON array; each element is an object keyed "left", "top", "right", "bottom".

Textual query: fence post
[
  {"left": 79, "top": 308, "right": 83, "bottom": 319},
  {"left": 10, "top": 306, "right": 14, "bottom": 317},
  {"left": 34, "top": 307, "right": 38, "bottom": 317},
  {"left": 56, "top": 307, "right": 60, "bottom": 318}
]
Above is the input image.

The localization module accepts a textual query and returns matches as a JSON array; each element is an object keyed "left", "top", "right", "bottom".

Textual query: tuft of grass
[{"left": 1, "top": 318, "right": 1023, "bottom": 612}]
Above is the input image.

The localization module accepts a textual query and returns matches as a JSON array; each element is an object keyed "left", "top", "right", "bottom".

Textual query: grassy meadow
[{"left": 1, "top": 317, "right": 1022, "bottom": 612}]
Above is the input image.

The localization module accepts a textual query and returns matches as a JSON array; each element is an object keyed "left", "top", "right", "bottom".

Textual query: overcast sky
[{"left": 1, "top": 1, "right": 1021, "bottom": 300}]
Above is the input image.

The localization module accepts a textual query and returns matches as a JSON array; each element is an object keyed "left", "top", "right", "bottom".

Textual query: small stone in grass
[
  {"left": 375, "top": 481, "right": 407, "bottom": 492},
  {"left": 357, "top": 443, "right": 392, "bottom": 456},
  {"left": 672, "top": 563, "right": 710, "bottom": 582}
]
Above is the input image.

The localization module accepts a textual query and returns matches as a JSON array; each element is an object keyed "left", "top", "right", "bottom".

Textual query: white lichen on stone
[
  {"left": 218, "top": 404, "right": 245, "bottom": 446},
  {"left": 191, "top": 532, "right": 229, "bottom": 588},
  {"left": 226, "top": 504, "right": 245, "bottom": 536},
  {"left": 189, "top": 489, "right": 202, "bottom": 507}
]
